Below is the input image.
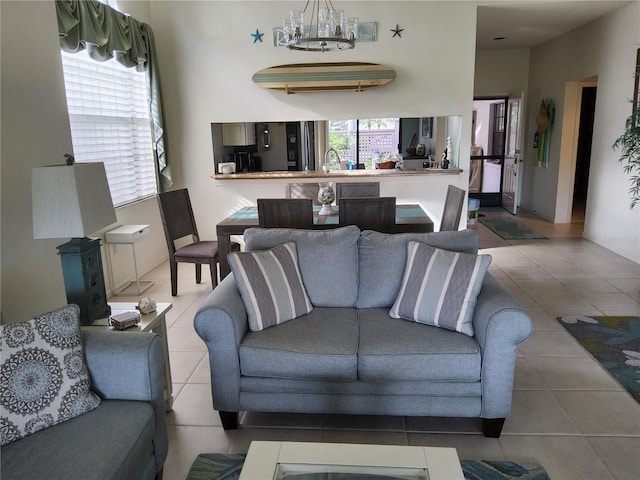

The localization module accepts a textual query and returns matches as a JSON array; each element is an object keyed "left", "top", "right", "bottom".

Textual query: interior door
[{"left": 502, "top": 97, "right": 522, "bottom": 214}]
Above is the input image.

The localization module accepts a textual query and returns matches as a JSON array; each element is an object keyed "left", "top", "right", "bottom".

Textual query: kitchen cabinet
[{"left": 222, "top": 122, "right": 256, "bottom": 146}]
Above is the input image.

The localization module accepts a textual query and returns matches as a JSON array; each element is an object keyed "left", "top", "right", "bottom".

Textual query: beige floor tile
[
  {"left": 171, "top": 291, "right": 210, "bottom": 329},
  {"left": 164, "top": 425, "right": 231, "bottom": 480},
  {"left": 226, "top": 428, "right": 322, "bottom": 453},
  {"left": 513, "top": 278, "right": 570, "bottom": 294},
  {"left": 552, "top": 391, "right": 640, "bottom": 435},
  {"left": 513, "top": 357, "right": 547, "bottom": 390},
  {"left": 187, "top": 355, "right": 211, "bottom": 384},
  {"left": 498, "top": 435, "right": 614, "bottom": 480},
  {"left": 167, "top": 383, "right": 221, "bottom": 427},
  {"left": 407, "top": 433, "right": 505, "bottom": 461},
  {"left": 321, "top": 414, "right": 405, "bottom": 431},
  {"left": 320, "top": 429, "right": 408, "bottom": 445},
  {"left": 168, "top": 350, "right": 206, "bottom": 383},
  {"left": 605, "top": 277, "right": 640, "bottom": 294},
  {"left": 579, "top": 293, "right": 640, "bottom": 312},
  {"left": 586, "top": 436, "right": 640, "bottom": 480},
  {"left": 527, "top": 357, "right": 625, "bottom": 391},
  {"left": 560, "top": 278, "right": 623, "bottom": 293},
  {"left": 167, "top": 325, "right": 207, "bottom": 352},
  {"left": 517, "top": 330, "right": 589, "bottom": 357},
  {"left": 502, "top": 391, "right": 580, "bottom": 434},
  {"left": 528, "top": 291, "right": 594, "bottom": 310},
  {"left": 526, "top": 309, "right": 563, "bottom": 331}
]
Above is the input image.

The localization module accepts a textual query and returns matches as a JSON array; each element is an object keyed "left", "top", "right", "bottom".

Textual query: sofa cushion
[
  {"left": 357, "top": 308, "right": 481, "bottom": 382},
  {"left": 0, "top": 400, "right": 155, "bottom": 480},
  {"left": 390, "top": 242, "right": 491, "bottom": 336},
  {"left": 0, "top": 305, "right": 101, "bottom": 446},
  {"left": 228, "top": 242, "right": 312, "bottom": 331},
  {"left": 239, "top": 307, "right": 358, "bottom": 381},
  {"left": 356, "top": 229, "right": 479, "bottom": 308},
  {"left": 244, "top": 226, "right": 360, "bottom": 307}
]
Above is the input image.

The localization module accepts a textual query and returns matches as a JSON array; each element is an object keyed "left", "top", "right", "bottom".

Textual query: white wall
[
  {"left": 148, "top": 1, "right": 477, "bottom": 239},
  {"left": 523, "top": 1, "right": 639, "bottom": 262},
  {"left": 1, "top": 0, "right": 167, "bottom": 321}
]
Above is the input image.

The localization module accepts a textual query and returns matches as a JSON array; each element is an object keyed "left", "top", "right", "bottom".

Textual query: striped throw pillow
[
  {"left": 389, "top": 241, "right": 491, "bottom": 336},
  {"left": 229, "top": 242, "right": 313, "bottom": 331}
]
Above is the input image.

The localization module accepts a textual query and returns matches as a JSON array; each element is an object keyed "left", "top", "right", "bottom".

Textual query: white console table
[{"left": 105, "top": 224, "right": 154, "bottom": 296}]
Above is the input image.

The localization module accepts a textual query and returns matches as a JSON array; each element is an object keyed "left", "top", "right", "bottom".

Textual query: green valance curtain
[{"left": 55, "top": 0, "right": 172, "bottom": 191}]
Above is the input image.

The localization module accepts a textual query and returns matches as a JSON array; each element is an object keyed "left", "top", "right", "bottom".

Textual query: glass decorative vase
[{"left": 318, "top": 182, "right": 336, "bottom": 215}]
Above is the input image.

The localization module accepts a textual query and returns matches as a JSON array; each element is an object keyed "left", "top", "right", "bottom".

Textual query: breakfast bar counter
[{"left": 211, "top": 168, "right": 463, "bottom": 180}]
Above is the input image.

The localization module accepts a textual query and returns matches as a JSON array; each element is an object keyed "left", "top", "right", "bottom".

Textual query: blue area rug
[
  {"left": 187, "top": 453, "right": 550, "bottom": 479},
  {"left": 478, "top": 216, "right": 547, "bottom": 240},
  {"left": 557, "top": 315, "right": 640, "bottom": 403}
]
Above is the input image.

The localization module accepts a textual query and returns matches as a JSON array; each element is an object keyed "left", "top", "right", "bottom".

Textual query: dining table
[{"left": 216, "top": 203, "right": 433, "bottom": 279}]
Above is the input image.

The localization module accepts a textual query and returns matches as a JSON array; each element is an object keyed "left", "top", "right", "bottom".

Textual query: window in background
[
  {"left": 328, "top": 118, "right": 399, "bottom": 170},
  {"left": 60, "top": 49, "right": 157, "bottom": 207}
]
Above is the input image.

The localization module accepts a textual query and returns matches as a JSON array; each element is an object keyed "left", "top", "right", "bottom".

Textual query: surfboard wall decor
[{"left": 252, "top": 62, "right": 396, "bottom": 94}]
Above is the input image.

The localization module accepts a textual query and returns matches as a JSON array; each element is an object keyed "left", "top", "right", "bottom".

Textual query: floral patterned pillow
[{"left": 0, "top": 304, "right": 101, "bottom": 445}]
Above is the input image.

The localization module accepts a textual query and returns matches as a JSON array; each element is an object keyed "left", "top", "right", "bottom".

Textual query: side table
[
  {"left": 105, "top": 224, "right": 154, "bottom": 295},
  {"left": 83, "top": 302, "right": 173, "bottom": 411}
]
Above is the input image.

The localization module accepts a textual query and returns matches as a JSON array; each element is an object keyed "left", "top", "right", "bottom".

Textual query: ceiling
[{"left": 476, "top": 0, "right": 631, "bottom": 50}]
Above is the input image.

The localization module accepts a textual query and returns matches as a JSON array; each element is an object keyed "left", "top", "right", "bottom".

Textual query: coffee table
[{"left": 240, "top": 441, "right": 464, "bottom": 479}]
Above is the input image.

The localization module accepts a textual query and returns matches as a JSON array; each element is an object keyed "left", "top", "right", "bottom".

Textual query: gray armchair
[{"left": 1, "top": 331, "right": 168, "bottom": 480}]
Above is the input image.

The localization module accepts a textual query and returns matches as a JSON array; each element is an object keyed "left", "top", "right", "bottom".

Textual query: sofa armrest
[
  {"left": 82, "top": 330, "right": 168, "bottom": 473},
  {"left": 194, "top": 274, "right": 249, "bottom": 412},
  {"left": 472, "top": 273, "right": 533, "bottom": 418}
]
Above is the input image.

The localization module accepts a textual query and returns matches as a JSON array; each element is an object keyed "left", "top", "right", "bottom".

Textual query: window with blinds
[{"left": 60, "top": 49, "right": 157, "bottom": 207}]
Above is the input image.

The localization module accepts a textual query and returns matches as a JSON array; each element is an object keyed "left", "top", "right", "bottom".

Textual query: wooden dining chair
[
  {"left": 257, "top": 198, "right": 314, "bottom": 229},
  {"left": 285, "top": 183, "right": 321, "bottom": 205},
  {"left": 338, "top": 197, "right": 396, "bottom": 233},
  {"left": 158, "top": 188, "right": 238, "bottom": 296},
  {"left": 335, "top": 182, "right": 380, "bottom": 200},
  {"left": 440, "top": 185, "right": 466, "bottom": 231}
]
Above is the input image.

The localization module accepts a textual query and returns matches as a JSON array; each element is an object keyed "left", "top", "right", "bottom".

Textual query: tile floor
[{"left": 112, "top": 208, "right": 640, "bottom": 480}]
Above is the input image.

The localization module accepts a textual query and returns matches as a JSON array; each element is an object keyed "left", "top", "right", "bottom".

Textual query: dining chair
[
  {"left": 338, "top": 197, "right": 396, "bottom": 233},
  {"left": 257, "top": 198, "right": 314, "bottom": 229},
  {"left": 440, "top": 185, "right": 466, "bottom": 231},
  {"left": 158, "top": 188, "right": 238, "bottom": 296},
  {"left": 335, "top": 182, "right": 380, "bottom": 200},
  {"left": 285, "top": 183, "right": 321, "bottom": 205}
]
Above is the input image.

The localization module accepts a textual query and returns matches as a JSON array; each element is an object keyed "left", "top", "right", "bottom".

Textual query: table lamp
[{"left": 32, "top": 160, "right": 117, "bottom": 325}]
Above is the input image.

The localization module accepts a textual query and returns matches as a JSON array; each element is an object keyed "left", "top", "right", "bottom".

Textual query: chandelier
[{"left": 282, "top": 0, "right": 358, "bottom": 52}]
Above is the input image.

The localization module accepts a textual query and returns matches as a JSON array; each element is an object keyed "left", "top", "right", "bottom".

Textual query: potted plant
[{"left": 613, "top": 49, "right": 640, "bottom": 209}]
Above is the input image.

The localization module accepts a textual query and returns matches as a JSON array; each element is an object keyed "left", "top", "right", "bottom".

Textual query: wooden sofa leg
[
  {"left": 482, "top": 418, "right": 505, "bottom": 438},
  {"left": 219, "top": 411, "right": 238, "bottom": 430}
]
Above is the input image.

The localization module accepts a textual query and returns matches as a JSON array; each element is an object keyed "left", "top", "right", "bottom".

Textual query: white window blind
[{"left": 61, "top": 49, "right": 157, "bottom": 207}]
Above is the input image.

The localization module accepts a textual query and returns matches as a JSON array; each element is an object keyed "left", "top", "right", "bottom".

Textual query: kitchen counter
[{"left": 211, "top": 168, "right": 463, "bottom": 180}]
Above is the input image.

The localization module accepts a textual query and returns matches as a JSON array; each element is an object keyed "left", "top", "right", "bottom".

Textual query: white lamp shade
[{"left": 32, "top": 163, "right": 117, "bottom": 239}]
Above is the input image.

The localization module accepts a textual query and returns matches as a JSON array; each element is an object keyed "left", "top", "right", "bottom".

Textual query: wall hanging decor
[
  {"left": 391, "top": 24, "right": 404, "bottom": 38},
  {"left": 252, "top": 62, "right": 396, "bottom": 94},
  {"left": 251, "top": 29, "right": 264, "bottom": 43},
  {"left": 534, "top": 98, "right": 555, "bottom": 168}
]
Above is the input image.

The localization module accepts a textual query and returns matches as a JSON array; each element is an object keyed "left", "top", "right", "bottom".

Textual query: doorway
[
  {"left": 572, "top": 86, "right": 597, "bottom": 222},
  {"left": 470, "top": 97, "right": 508, "bottom": 207}
]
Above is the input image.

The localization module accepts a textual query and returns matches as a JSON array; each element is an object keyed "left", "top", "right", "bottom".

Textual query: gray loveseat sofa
[
  {"left": 195, "top": 226, "right": 532, "bottom": 438},
  {"left": 1, "top": 331, "right": 168, "bottom": 480}
]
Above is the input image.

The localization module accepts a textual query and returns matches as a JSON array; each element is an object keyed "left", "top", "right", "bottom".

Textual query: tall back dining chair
[
  {"left": 440, "top": 185, "right": 466, "bottom": 231},
  {"left": 338, "top": 197, "right": 396, "bottom": 233},
  {"left": 335, "top": 182, "right": 380, "bottom": 200},
  {"left": 257, "top": 198, "right": 314, "bottom": 229},
  {"left": 285, "top": 183, "right": 321, "bottom": 206},
  {"left": 158, "top": 188, "right": 233, "bottom": 296}
]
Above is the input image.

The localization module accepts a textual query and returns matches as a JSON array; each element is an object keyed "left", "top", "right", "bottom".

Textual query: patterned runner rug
[
  {"left": 478, "top": 216, "right": 547, "bottom": 240},
  {"left": 557, "top": 315, "right": 640, "bottom": 403},
  {"left": 187, "top": 453, "right": 550, "bottom": 480}
]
